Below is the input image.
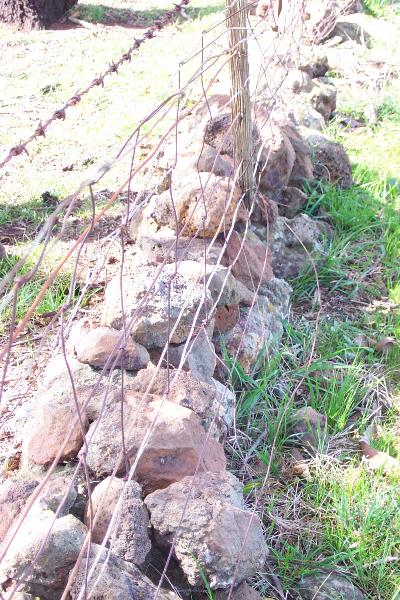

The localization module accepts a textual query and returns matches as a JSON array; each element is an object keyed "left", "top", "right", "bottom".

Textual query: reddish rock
[
  {"left": 74, "top": 326, "right": 150, "bottom": 371},
  {"left": 27, "top": 404, "right": 87, "bottom": 466},
  {"left": 84, "top": 391, "right": 226, "bottom": 494},
  {"left": 0, "top": 479, "right": 38, "bottom": 542},
  {"left": 215, "top": 304, "right": 240, "bottom": 333},
  {"left": 222, "top": 231, "right": 273, "bottom": 291}
]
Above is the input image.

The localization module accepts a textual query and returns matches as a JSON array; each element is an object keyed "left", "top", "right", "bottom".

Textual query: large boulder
[
  {"left": 268, "top": 214, "right": 331, "bottom": 279},
  {"left": 101, "top": 262, "right": 213, "bottom": 348},
  {"left": 145, "top": 471, "right": 268, "bottom": 589},
  {"left": 69, "top": 544, "right": 179, "bottom": 599},
  {"left": 84, "top": 391, "right": 226, "bottom": 493},
  {"left": 84, "top": 476, "right": 151, "bottom": 565},
  {"left": 0, "top": 510, "right": 87, "bottom": 599}
]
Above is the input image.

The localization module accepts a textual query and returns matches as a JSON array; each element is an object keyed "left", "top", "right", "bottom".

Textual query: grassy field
[{"left": 229, "top": 82, "right": 400, "bottom": 600}]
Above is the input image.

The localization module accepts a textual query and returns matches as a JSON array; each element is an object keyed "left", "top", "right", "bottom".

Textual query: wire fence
[{"left": 0, "top": 0, "right": 329, "bottom": 598}]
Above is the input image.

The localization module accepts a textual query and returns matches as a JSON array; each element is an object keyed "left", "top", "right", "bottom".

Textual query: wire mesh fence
[{"left": 0, "top": 0, "right": 332, "bottom": 598}]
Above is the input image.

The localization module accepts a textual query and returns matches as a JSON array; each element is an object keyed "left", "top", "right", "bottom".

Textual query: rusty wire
[{"left": 0, "top": 0, "right": 190, "bottom": 172}]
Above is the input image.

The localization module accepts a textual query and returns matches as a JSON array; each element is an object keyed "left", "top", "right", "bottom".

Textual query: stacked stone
[{"left": 0, "top": 72, "right": 353, "bottom": 599}]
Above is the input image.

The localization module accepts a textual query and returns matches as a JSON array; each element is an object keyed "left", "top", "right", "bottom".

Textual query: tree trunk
[{"left": 0, "top": 0, "right": 77, "bottom": 30}]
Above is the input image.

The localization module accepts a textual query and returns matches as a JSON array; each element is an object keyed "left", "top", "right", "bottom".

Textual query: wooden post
[{"left": 225, "top": 0, "right": 254, "bottom": 207}]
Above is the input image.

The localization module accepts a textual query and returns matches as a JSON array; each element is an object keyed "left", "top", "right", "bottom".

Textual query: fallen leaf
[
  {"left": 360, "top": 440, "right": 400, "bottom": 475},
  {"left": 374, "top": 336, "right": 396, "bottom": 354}
]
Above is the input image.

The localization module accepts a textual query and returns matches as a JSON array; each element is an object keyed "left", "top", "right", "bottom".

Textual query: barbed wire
[{"left": 0, "top": 0, "right": 190, "bottom": 172}]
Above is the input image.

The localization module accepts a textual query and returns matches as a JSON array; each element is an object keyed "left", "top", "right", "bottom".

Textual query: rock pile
[{"left": 0, "top": 40, "right": 354, "bottom": 600}]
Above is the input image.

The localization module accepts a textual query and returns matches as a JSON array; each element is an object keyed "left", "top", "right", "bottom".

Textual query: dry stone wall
[{"left": 0, "top": 43, "right": 354, "bottom": 600}]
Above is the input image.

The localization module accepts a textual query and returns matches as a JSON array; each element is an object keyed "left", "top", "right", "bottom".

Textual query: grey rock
[
  {"left": 0, "top": 479, "right": 38, "bottom": 542},
  {"left": 84, "top": 476, "right": 151, "bottom": 566},
  {"left": 145, "top": 471, "right": 268, "bottom": 589},
  {"left": 35, "top": 475, "right": 77, "bottom": 516},
  {"left": 0, "top": 510, "right": 87, "bottom": 599},
  {"left": 216, "top": 295, "right": 287, "bottom": 374},
  {"left": 69, "top": 543, "right": 179, "bottom": 599},
  {"left": 167, "top": 329, "right": 217, "bottom": 383},
  {"left": 268, "top": 214, "right": 330, "bottom": 279},
  {"left": 289, "top": 102, "right": 325, "bottom": 131},
  {"left": 296, "top": 572, "right": 367, "bottom": 599},
  {"left": 101, "top": 262, "right": 213, "bottom": 348}
]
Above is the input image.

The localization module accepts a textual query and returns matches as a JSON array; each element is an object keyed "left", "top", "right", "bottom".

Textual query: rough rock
[
  {"left": 256, "top": 116, "right": 296, "bottom": 192},
  {"left": 330, "top": 15, "right": 372, "bottom": 46},
  {"left": 129, "top": 364, "right": 235, "bottom": 438},
  {"left": 215, "top": 304, "right": 240, "bottom": 333},
  {"left": 169, "top": 172, "right": 244, "bottom": 238},
  {"left": 35, "top": 475, "right": 77, "bottom": 516},
  {"left": 289, "top": 102, "right": 326, "bottom": 131},
  {"left": 145, "top": 471, "right": 268, "bottom": 589},
  {"left": 268, "top": 214, "right": 330, "bottom": 279},
  {"left": 290, "top": 407, "right": 328, "bottom": 450},
  {"left": 26, "top": 402, "right": 87, "bottom": 466},
  {"left": 306, "top": 132, "right": 353, "bottom": 188},
  {"left": 128, "top": 365, "right": 235, "bottom": 439},
  {"left": 84, "top": 391, "right": 226, "bottom": 493},
  {"left": 84, "top": 476, "right": 151, "bottom": 565},
  {"left": 206, "top": 582, "right": 264, "bottom": 599},
  {"left": 166, "top": 329, "right": 217, "bottom": 383},
  {"left": 285, "top": 121, "right": 314, "bottom": 186},
  {"left": 272, "top": 187, "right": 308, "bottom": 218},
  {"left": 215, "top": 293, "right": 288, "bottom": 374},
  {"left": 102, "top": 262, "right": 213, "bottom": 348},
  {"left": 75, "top": 326, "right": 150, "bottom": 371},
  {"left": 171, "top": 142, "right": 234, "bottom": 180},
  {"left": 296, "top": 572, "right": 367, "bottom": 600},
  {"left": 222, "top": 231, "right": 273, "bottom": 291},
  {"left": 0, "top": 510, "right": 87, "bottom": 599},
  {"left": 0, "top": 479, "right": 38, "bottom": 541},
  {"left": 177, "top": 260, "right": 254, "bottom": 308},
  {"left": 299, "top": 50, "right": 329, "bottom": 79},
  {"left": 309, "top": 78, "right": 337, "bottom": 121},
  {"left": 135, "top": 232, "right": 225, "bottom": 266},
  {"left": 69, "top": 544, "right": 179, "bottom": 599},
  {"left": 286, "top": 69, "right": 313, "bottom": 94}
]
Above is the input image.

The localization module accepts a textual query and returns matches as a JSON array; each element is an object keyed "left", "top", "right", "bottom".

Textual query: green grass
[
  {"left": 225, "top": 103, "right": 400, "bottom": 599},
  {"left": 0, "top": 251, "right": 77, "bottom": 334}
]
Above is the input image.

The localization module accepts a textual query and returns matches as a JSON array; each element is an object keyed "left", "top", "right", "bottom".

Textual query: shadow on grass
[{"left": 67, "top": 3, "right": 223, "bottom": 28}]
